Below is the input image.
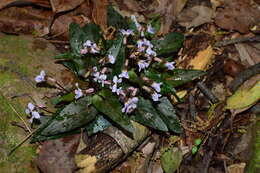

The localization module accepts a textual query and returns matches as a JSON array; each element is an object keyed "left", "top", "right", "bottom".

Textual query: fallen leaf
[
  {"left": 0, "top": 6, "right": 54, "bottom": 36},
  {"left": 215, "top": 0, "right": 260, "bottom": 33},
  {"left": 160, "top": 147, "right": 183, "bottom": 173},
  {"left": 227, "top": 163, "right": 246, "bottom": 173},
  {"left": 114, "top": 0, "right": 144, "bottom": 13},
  {"left": 75, "top": 154, "right": 97, "bottom": 173},
  {"left": 49, "top": 0, "right": 84, "bottom": 13},
  {"left": 92, "top": 0, "right": 108, "bottom": 31},
  {"left": 226, "top": 80, "right": 260, "bottom": 110},
  {"left": 0, "top": 0, "right": 51, "bottom": 9},
  {"left": 188, "top": 45, "right": 214, "bottom": 70},
  {"left": 210, "top": 0, "right": 224, "bottom": 10},
  {"left": 37, "top": 134, "right": 81, "bottom": 173},
  {"left": 235, "top": 43, "right": 260, "bottom": 66},
  {"left": 224, "top": 59, "right": 246, "bottom": 77},
  {"left": 177, "top": 6, "right": 213, "bottom": 28},
  {"left": 149, "top": 0, "right": 188, "bottom": 34},
  {"left": 112, "top": 0, "right": 188, "bottom": 34},
  {"left": 51, "top": 13, "right": 89, "bottom": 40}
]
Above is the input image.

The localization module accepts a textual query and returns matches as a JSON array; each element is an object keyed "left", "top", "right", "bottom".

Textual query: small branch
[
  {"left": 214, "top": 35, "right": 260, "bottom": 47},
  {"left": 197, "top": 82, "right": 219, "bottom": 104},
  {"left": 229, "top": 63, "right": 260, "bottom": 92},
  {"left": 189, "top": 94, "right": 197, "bottom": 121},
  {"left": 6, "top": 98, "right": 32, "bottom": 133}
]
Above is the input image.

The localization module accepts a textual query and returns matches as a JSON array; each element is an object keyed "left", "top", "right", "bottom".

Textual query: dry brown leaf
[
  {"left": 92, "top": 0, "right": 108, "bottom": 31},
  {"left": 215, "top": 0, "right": 260, "bottom": 33},
  {"left": 235, "top": 43, "right": 260, "bottom": 66},
  {"left": 0, "top": 6, "right": 54, "bottom": 36},
  {"left": 112, "top": 0, "right": 187, "bottom": 34},
  {"left": 210, "top": 0, "right": 224, "bottom": 10},
  {"left": 0, "top": 0, "right": 51, "bottom": 9},
  {"left": 227, "top": 163, "right": 246, "bottom": 173},
  {"left": 188, "top": 45, "right": 214, "bottom": 70},
  {"left": 114, "top": 0, "right": 144, "bottom": 13},
  {"left": 177, "top": 5, "right": 213, "bottom": 28},
  {"left": 51, "top": 13, "right": 90, "bottom": 40},
  {"left": 146, "top": 0, "right": 188, "bottom": 34},
  {"left": 37, "top": 134, "right": 81, "bottom": 173},
  {"left": 75, "top": 154, "right": 97, "bottom": 173},
  {"left": 50, "top": 0, "right": 84, "bottom": 13}
]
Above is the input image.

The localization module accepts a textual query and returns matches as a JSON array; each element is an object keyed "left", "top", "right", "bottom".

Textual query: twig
[
  {"left": 7, "top": 103, "right": 32, "bottom": 133},
  {"left": 229, "top": 63, "right": 260, "bottom": 92},
  {"left": 47, "top": 40, "right": 70, "bottom": 44},
  {"left": 8, "top": 130, "right": 35, "bottom": 156},
  {"left": 11, "top": 121, "right": 30, "bottom": 133},
  {"left": 214, "top": 35, "right": 260, "bottom": 47},
  {"left": 196, "top": 82, "right": 219, "bottom": 104},
  {"left": 189, "top": 94, "right": 197, "bottom": 121}
]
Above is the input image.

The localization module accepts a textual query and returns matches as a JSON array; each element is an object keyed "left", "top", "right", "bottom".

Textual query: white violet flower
[
  {"left": 145, "top": 47, "right": 157, "bottom": 57},
  {"left": 25, "top": 102, "right": 35, "bottom": 114},
  {"left": 138, "top": 60, "right": 149, "bottom": 72},
  {"left": 29, "top": 111, "right": 41, "bottom": 123},
  {"left": 25, "top": 102, "right": 41, "bottom": 123},
  {"left": 111, "top": 76, "right": 122, "bottom": 93},
  {"left": 122, "top": 97, "right": 139, "bottom": 113},
  {"left": 151, "top": 82, "right": 162, "bottom": 93},
  {"left": 35, "top": 70, "right": 46, "bottom": 83},
  {"left": 152, "top": 92, "right": 162, "bottom": 102},
  {"left": 74, "top": 83, "right": 83, "bottom": 99},
  {"left": 119, "top": 70, "right": 129, "bottom": 79},
  {"left": 93, "top": 72, "right": 107, "bottom": 87},
  {"left": 80, "top": 48, "right": 88, "bottom": 54},
  {"left": 83, "top": 40, "right": 92, "bottom": 47},
  {"left": 108, "top": 54, "right": 116, "bottom": 64},
  {"left": 147, "top": 24, "right": 155, "bottom": 34},
  {"left": 120, "top": 29, "right": 134, "bottom": 36},
  {"left": 81, "top": 40, "right": 99, "bottom": 54},
  {"left": 165, "top": 62, "right": 176, "bottom": 70}
]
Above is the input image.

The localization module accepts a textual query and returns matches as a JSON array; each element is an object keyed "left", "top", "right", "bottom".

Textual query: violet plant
[{"left": 28, "top": 7, "right": 205, "bottom": 142}]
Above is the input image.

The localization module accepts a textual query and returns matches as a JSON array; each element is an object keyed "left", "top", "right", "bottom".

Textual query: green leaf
[
  {"left": 192, "top": 146, "right": 198, "bottom": 155},
  {"left": 107, "top": 6, "right": 128, "bottom": 29},
  {"left": 160, "top": 147, "right": 183, "bottom": 173},
  {"left": 132, "top": 97, "right": 168, "bottom": 131},
  {"left": 108, "top": 36, "right": 125, "bottom": 76},
  {"left": 54, "top": 52, "right": 79, "bottom": 60},
  {"left": 69, "top": 23, "right": 101, "bottom": 55},
  {"left": 91, "top": 89, "right": 134, "bottom": 134},
  {"left": 195, "top": 138, "right": 202, "bottom": 146},
  {"left": 73, "top": 59, "right": 87, "bottom": 76},
  {"left": 145, "top": 69, "right": 176, "bottom": 94},
  {"left": 162, "top": 69, "right": 205, "bottom": 88},
  {"left": 149, "top": 15, "right": 161, "bottom": 34},
  {"left": 152, "top": 32, "right": 184, "bottom": 55},
  {"left": 60, "top": 61, "right": 78, "bottom": 75},
  {"left": 82, "top": 23, "right": 101, "bottom": 43},
  {"left": 61, "top": 59, "right": 87, "bottom": 76},
  {"left": 226, "top": 81, "right": 260, "bottom": 110},
  {"left": 31, "top": 97, "right": 97, "bottom": 142},
  {"left": 69, "top": 23, "right": 86, "bottom": 55},
  {"left": 157, "top": 97, "right": 182, "bottom": 133},
  {"left": 85, "top": 114, "right": 112, "bottom": 135},
  {"left": 51, "top": 92, "right": 75, "bottom": 105}
]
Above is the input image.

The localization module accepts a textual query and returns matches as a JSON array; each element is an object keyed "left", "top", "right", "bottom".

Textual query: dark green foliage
[
  {"left": 31, "top": 97, "right": 97, "bottom": 142},
  {"left": 92, "top": 89, "right": 134, "bottom": 134}
]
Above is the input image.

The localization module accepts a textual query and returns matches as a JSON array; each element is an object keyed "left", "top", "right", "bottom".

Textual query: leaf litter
[{"left": 0, "top": 0, "right": 260, "bottom": 173}]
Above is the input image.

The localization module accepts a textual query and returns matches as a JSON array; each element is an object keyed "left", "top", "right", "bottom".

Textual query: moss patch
[{"left": 0, "top": 34, "right": 65, "bottom": 172}]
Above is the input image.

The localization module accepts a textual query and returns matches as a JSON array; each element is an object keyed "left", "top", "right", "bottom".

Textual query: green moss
[
  {"left": 0, "top": 34, "right": 61, "bottom": 172},
  {"left": 246, "top": 120, "right": 260, "bottom": 173}
]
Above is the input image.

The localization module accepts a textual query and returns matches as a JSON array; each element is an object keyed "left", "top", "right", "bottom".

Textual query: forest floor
[{"left": 0, "top": 0, "right": 259, "bottom": 173}]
